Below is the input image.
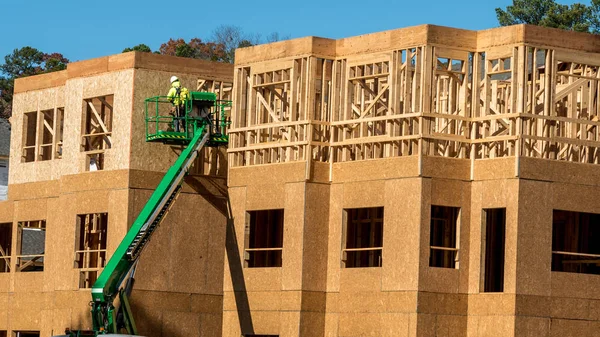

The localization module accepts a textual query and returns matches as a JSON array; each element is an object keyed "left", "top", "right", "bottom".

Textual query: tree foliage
[
  {"left": 0, "top": 47, "right": 69, "bottom": 120},
  {"left": 122, "top": 44, "right": 152, "bottom": 53},
  {"left": 496, "top": 0, "right": 600, "bottom": 33},
  {"left": 158, "top": 38, "right": 227, "bottom": 62}
]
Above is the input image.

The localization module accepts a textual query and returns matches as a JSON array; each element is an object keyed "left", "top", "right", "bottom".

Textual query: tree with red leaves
[{"left": 159, "top": 38, "right": 227, "bottom": 62}]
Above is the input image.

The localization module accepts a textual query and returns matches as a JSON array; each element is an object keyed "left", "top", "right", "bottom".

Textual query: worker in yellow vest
[{"left": 167, "top": 76, "right": 190, "bottom": 132}]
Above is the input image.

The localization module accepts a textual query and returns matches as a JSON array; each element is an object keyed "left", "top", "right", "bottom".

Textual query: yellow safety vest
[{"left": 167, "top": 80, "right": 189, "bottom": 106}]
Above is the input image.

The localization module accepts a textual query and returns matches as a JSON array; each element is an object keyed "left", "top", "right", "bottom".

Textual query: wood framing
[{"left": 230, "top": 25, "right": 600, "bottom": 171}]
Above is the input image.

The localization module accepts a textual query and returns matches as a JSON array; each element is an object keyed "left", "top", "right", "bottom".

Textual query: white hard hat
[{"left": 170, "top": 76, "right": 179, "bottom": 83}]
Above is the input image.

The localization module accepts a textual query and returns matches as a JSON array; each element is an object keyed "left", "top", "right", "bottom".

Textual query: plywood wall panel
[
  {"left": 302, "top": 183, "right": 330, "bottom": 292},
  {"left": 282, "top": 182, "right": 305, "bottom": 291},
  {"left": 381, "top": 178, "right": 422, "bottom": 291},
  {"left": 516, "top": 180, "right": 552, "bottom": 297}
]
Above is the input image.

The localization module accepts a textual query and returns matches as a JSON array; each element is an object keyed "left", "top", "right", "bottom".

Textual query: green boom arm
[{"left": 90, "top": 125, "right": 209, "bottom": 334}]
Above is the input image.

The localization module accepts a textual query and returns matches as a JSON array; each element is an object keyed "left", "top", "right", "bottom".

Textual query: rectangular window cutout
[
  {"left": 21, "top": 108, "right": 64, "bottom": 163},
  {"left": 0, "top": 331, "right": 6, "bottom": 337},
  {"left": 75, "top": 213, "right": 108, "bottom": 288},
  {"left": 0, "top": 223, "right": 12, "bottom": 273},
  {"left": 13, "top": 332, "right": 39, "bottom": 337},
  {"left": 244, "top": 210, "right": 284, "bottom": 268},
  {"left": 342, "top": 207, "right": 384, "bottom": 268},
  {"left": 552, "top": 210, "right": 600, "bottom": 275},
  {"left": 82, "top": 95, "right": 113, "bottom": 171},
  {"left": 22, "top": 111, "right": 37, "bottom": 162},
  {"left": 85, "top": 152, "right": 105, "bottom": 171},
  {"left": 16, "top": 220, "right": 46, "bottom": 272},
  {"left": 82, "top": 95, "right": 113, "bottom": 152},
  {"left": 482, "top": 208, "right": 506, "bottom": 292},
  {"left": 430, "top": 205, "right": 460, "bottom": 268}
]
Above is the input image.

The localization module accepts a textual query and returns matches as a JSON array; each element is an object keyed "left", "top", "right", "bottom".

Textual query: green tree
[
  {"left": 0, "top": 47, "right": 68, "bottom": 119},
  {"left": 122, "top": 44, "right": 152, "bottom": 53},
  {"left": 496, "top": 0, "right": 600, "bottom": 33}
]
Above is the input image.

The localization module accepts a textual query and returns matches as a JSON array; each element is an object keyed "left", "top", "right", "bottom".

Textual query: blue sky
[{"left": 1, "top": 0, "right": 517, "bottom": 63}]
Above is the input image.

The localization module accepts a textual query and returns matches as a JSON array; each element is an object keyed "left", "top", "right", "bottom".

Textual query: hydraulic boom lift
[{"left": 57, "top": 92, "right": 231, "bottom": 336}]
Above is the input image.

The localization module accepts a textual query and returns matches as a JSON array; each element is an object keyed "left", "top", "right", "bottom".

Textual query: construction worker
[{"left": 167, "top": 76, "right": 189, "bottom": 132}]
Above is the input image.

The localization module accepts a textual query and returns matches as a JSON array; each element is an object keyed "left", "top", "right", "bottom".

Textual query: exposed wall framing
[
  {"left": 21, "top": 107, "right": 64, "bottom": 163},
  {"left": 74, "top": 213, "right": 108, "bottom": 288},
  {"left": 230, "top": 41, "right": 600, "bottom": 169},
  {"left": 229, "top": 58, "right": 332, "bottom": 167},
  {"left": 16, "top": 220, "right": 46, "bottom": 272},
  {"left": 82, "top": 95, "right": 113, "bottom": 171}
]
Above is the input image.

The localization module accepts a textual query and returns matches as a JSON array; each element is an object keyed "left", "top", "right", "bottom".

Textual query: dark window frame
[
  {"left": 244, "top": 209, "right": 284, "bottom": 268},
  {"left": 429, "top": 205, "right": 460, "bottom": 269},
  {"left": 552, "top": 209, "right": 600, "bottom": 275},
  {"left": 342, "top": 207, "right": 384, "bottom": 268}
]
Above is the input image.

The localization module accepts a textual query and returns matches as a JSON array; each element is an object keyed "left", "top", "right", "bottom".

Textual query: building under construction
[{"left": 1, "top": 24, "right": 600, "bottom": 337}]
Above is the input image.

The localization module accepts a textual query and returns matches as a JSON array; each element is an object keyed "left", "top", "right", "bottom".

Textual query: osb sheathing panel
[
  {"left": 8, "top": 292, "right": 47, "bottom": 330},
  {"left": 426, "top": 25, "right": 477, "bottom": 51},
  {"left": 45, "top": 188, "right": 129, "bottom": 291},
  {"left": 301, "top": 183, "right": 329, "bottom": 292},
  {"left": 325, "top": 183, "right": 343, "bottom": 292},
  {"left": 300, "top": 291, "right": 326, "bottom": 312},
  {"left": 13, "top": 197, "right": 48, "bottom": 221},
  {"left": 222, "top": 186, "right": 246, "bottom": 293},
  {"left": 66, "top": 53, "right": 136, "bottom": 80},
  {"left": 132, "top": 188, "right": 226, "bottom": 295},
  {"left": 223, "top": 290, "right": 302, "bottom": 312},
  {"left": 0, "top": 274, "right": 9, "bottom": 293},
  {"left": 468, "top": 179, "right": 519, "bottom": 294},
  {"left": 515, "top": 179, "right": 552, "bottom": 297},
  {"left": 235, "top": 36, "right": 336, "bottom": 66},
  {"left": 476, "top": 25, "right": 525, "bottom": 51},
  {"left": 66, "top": 69, "right": 134, "bottom": 176},
  {"left": 59, "top": 170, "right": 129, "bottom": 194},
  {"left": 421, "top": 157, "right": 470, "bottom": 181},
  {"left": 332, "top": 156, "right": 420, "bottom": 183},
  {"left": 337, "top": 312, "right": 414, "bottom": 337},
  {"left": 335, "top": 25, "right": 429, "bottom": 57},
  {"left": 7, "top": 180, "right": 59, "bottom": 201},
  {"left": 129, "top": 69, "right": 229, "bottom": 174},
  {"left": 228, "top": 162, "right": 307, "bottom": 187},
  {"left": 519, "top": 157, "right": 600, "bottom": 187},
  {"left": 135, "top": 52, "right": 234, "bottom": 82},
  {"left": 222, "top": 310, "right": 293, "bottom": 337},
  {"left": 13, "top": 70, "right": 68, "bottom": 94},
  {"left": 0, "top": 200, "right": 13, "bottom": 221},
  {"left": 281, "top": 182, "right": 306, "bottom": 291},
  {"left": 381, "top": 178, "right": 423, "bottom": 291},
  {"left": 517, "top": 180, "right": 600, "bottom": 300},
  {"left": 0, "top": 296, "right": 6, "bottom": 330},
  {"left": 467, "top": 315, "right": 515, "bottom": 337},
  {"left": 11, "top": 70, "right": 135, "bottom": 184},
  {"left": 299, "top": 311, "right": 326, "bottom": 337},
  {"left": 419, "top": 178, "right": 471, "bottom": 294},
  {"left": 472, "top": 158, "right": 517, "bottom": 181},
  {"left": 327, "top": 291, "right": 415, "bottom": 314},
  {"left": 523, "top": 24, "right": 600, "bottom": 54},
  {"left": 514, "top": 294, "right": 552, "bottom": 317},
  {"left": 10, "top": 86, "right": 66, "bottom": 184}
]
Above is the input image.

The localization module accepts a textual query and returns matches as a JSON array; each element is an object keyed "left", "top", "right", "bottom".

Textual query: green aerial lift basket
[{"left": 144, "top": 91, "right": 231, "bottom": 146}]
